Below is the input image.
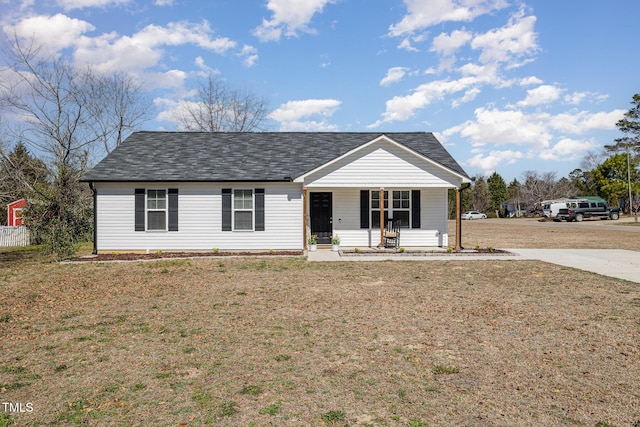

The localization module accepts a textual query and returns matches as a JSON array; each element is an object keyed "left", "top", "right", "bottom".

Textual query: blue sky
[{"left": 1, "top": 0, "right": 638, "bottom": 181}]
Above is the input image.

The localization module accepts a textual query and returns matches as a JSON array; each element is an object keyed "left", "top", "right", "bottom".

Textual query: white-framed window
[
  {"left": 370, "top": 190, "right": 410, "bottom": 228},
  {"left": 147, "top": 189, "right": 167, "bottom": 231},
  {"left": 391, "top": 190, "right": 410, "bottom": 228},
  {"left": 233, "top": 189, "right": 254, "bottom": 231}
]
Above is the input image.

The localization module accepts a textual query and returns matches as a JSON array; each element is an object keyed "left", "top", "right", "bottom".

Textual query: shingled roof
[{"left": 83, "top": 131, "right": 469, "bottom": 182}]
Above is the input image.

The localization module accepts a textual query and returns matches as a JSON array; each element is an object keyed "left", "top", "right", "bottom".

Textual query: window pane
[
  {"left": 401, "top": 191, "right": 409, "bottom": 208},
  {"left": 234, "top": 211, "right": 253, "bottom": 230},
  {"left": 147, "top": 190, "right": 166, "bottom": 209},
  {"left": 394, "top": 211, "right": 410, "bottom": 228},
  {"left": 234, "top": 190, "right": 253, "bottom": 209},
  {"left": 371, "top": 211, "right": 390, "bottom": 228},
  {"left": 147, "top": 211, "right": 166, "bottom": 230}
]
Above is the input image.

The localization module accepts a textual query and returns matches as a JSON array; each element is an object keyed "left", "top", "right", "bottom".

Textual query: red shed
[{"left": 7, "top": 199, "right": 27, "bottom": 226}]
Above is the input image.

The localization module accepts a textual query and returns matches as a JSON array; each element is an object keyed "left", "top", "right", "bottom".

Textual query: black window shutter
[
  {"left": 255, "top": 188, "right": 265, "bottom": 231},
  {"left": 222, "top": 188, "right": 232, "bottom": 231},
  {"left": 360, "top": 190, "right": 369, "bottom": 229},
  {"left": 135, "top": 188, "right": 145, "bottom": 232},
  {"left": 411, "top": 190, "right": 421, "bottom": 229},
  {"left": 168, "top": 188, "right": 178, "bottom": 231}
]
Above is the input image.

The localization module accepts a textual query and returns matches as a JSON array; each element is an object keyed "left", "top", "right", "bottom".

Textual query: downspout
[
  {"left": 455, "top": 182, "right": 472, "bottom": 251},
  {"left": 89, "top": 182, "right": 97, "bottom": 255},
  {"left": 303, "top": 187, "right": 308, "bottom": 249}
]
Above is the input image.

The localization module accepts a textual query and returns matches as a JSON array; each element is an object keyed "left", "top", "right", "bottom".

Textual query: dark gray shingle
[{"left": 83, "top": 132, "right": 469, "bottom": 182}]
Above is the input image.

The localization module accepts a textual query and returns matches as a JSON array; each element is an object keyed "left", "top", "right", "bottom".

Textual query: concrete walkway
[{"left": 307, "top": 248, "right": 640, "bottom": 284}]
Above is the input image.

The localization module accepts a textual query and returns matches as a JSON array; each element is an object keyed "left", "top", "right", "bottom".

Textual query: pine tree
[{"left": 487, "top": 172, "right": 508, "bottom": 215}]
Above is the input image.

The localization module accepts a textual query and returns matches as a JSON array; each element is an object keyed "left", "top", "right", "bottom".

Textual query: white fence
[{"left": 0, "top": 226, "right": 31, "bottom": 247}]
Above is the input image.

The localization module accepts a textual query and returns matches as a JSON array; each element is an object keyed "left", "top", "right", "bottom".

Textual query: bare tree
[
  {"left": 82, "top": 68, "right": 151, "bottom": 154},
  {"left": 0, "top": 38, "right": 152, "bottom": 256},
  {"left": 173, "top": 74, "right": 269, "bottom": 132}
]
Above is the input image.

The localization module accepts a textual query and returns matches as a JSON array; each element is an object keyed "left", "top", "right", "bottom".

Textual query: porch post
[
  {"left": 303, "top": 187, "right": 308, "bottom": 249},
  {"left": 379, "top": 188, "right": 385, "bottom": 247},
  {"left": 455, "top": 187, "right": 462, "bottom": 251}
]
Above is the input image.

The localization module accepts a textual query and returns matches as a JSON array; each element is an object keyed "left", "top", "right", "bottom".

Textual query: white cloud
[
  {"left": 547, "top": 109, "right": 625, "bottom": 134},
  {"left": 467, "top": 149, "right": 524, "bottom": 174},
  {"left": 369, "top": 74, "right": 493, "bottom": 127},
  {"left": 154, "top": 0, "right": 174, "bottom": 5},
  {"left": 517, "top": 84, "right": 562, "bottom": 107},
  {"left": 380, "top": 67, "right": 410, "bottom": 86},
  {"left": 451, "top": 87, "right": 481, "bottom": 107},
  {"left": 398, "top": 38, "right": 419, "bottom": 52},
  {"left": 5, "top": 13, "right": 95, "bottom": 54},
  {"left": 470, "top": 11, "right": 539, "bottom": 67},
  {"left": 194, "top": 57, "right": 220, "bottom": 77},
  {"left": 448, "top": 107, "right": 552, "bottom": 148},
  {"left": 539, "top": 138, "right": 598, "bottom": 161},
  {"left": 563, "top": 91, "right": 607, "bottom": 106},
  {"left": 144, "top": 70, "right": 187, "bottom": 91},
  {"left": 5, "top": 15, "right": 239, "bottom": 74},
  {"left": 73, "top": 20, "right": 236, "bottom": 72},
  {"left": 443, "top": 107, "right": 626, "bottom": 168},
  {"left": 56, "top": 0, "right": 130, "bottom": 10},
  {"left": 269, "top": 99, "right": 341, "bottom": 130},
  {"left": 518, "top": 76, "right": 543, "bottom": 86},
  {"left": 388, "top": 0, "right": 508, "bottom": 37},
  {"left": 156, "top": 98, "right": 204, "bottom": 130},
  {"left": 431, "top": 29, "right": 472, "bottom": 56},
  {"left": 239, "top": 45, "right": 259, "bottom": 67},
  {"left": 253, "top": 0, "right": 334, "bottom": 42}
]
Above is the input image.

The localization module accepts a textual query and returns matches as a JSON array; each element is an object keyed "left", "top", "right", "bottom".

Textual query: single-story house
[{"left": 82, "top": 132, "right": 471, "bottom": 253}]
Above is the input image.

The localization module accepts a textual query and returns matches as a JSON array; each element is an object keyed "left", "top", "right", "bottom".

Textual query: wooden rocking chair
[{"left": 384, "top": 219, "right": 400, "bottom": 249}]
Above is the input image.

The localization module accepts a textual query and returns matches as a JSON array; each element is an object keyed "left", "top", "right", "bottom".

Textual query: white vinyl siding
[
  {"left": 303, "top": 139, "right": 462, "bottom": 188},
  {"left": 94, "top": 182, "right": 302, "bottom": 251}
]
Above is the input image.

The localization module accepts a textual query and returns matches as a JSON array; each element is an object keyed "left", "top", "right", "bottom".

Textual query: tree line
[{"left": 453, "top": 94, "right": 640, "bottom": 218}]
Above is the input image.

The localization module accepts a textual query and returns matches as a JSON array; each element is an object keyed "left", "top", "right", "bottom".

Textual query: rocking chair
[{"left": 383, "top": 219, "right": 400, "bottom": 249}]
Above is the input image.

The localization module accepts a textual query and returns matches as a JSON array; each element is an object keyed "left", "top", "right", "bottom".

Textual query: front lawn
[{"left": 1, "top": 255, "right": 638, "bottom": 426}]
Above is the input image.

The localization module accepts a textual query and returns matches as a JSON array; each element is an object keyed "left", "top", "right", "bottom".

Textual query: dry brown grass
[
  {"left": 0, "top": 222, "right": 639, "bottom": 426},
  {"left": 451, "top": 216, "right": 640, "bottom": 250}
]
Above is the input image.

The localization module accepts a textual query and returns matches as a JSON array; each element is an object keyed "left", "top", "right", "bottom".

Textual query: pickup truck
[{"left": 557, "top": 201, "right": 620, "bottom": 222}]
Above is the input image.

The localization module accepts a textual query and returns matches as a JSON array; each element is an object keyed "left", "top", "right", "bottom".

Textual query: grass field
[{"left": 1, "top": 220, "right": 639, "bottom": 426}]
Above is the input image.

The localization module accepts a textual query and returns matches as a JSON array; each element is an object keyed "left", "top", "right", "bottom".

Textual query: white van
[
  {"left": 542, "top": 199, "right": 583, "bottom": 219},
  {"left": 543, "top": 202, "right": 567, "bottom": 218}
]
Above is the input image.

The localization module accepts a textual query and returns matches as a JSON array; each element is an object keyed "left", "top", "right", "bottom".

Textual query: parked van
[
  {"left": 543, "top": 202, "right": 567, "bottom": 219},
  {"left": 542, "top": 199, "right": 584, "bottom": 219}
]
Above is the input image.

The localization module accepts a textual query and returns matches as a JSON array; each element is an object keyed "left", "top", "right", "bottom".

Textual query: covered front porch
[
  {"left": 294, "top": 133, "right": 470, "bottom": 250},
  {"left": 302, "top": 186, "right": 460, "bottom": 249}
]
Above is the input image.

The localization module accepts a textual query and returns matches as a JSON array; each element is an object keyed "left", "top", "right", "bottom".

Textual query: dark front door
[{"left": 310, "top": 192, "right": 332, "bottom": 244}]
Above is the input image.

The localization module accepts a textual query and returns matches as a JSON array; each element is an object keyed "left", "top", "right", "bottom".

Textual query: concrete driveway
[
  {"left": 507, "top": 248, "right": 640, "bottom": 284},
  {"left": 308, "top": 248, "right": 640, "bottom": 284}
]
